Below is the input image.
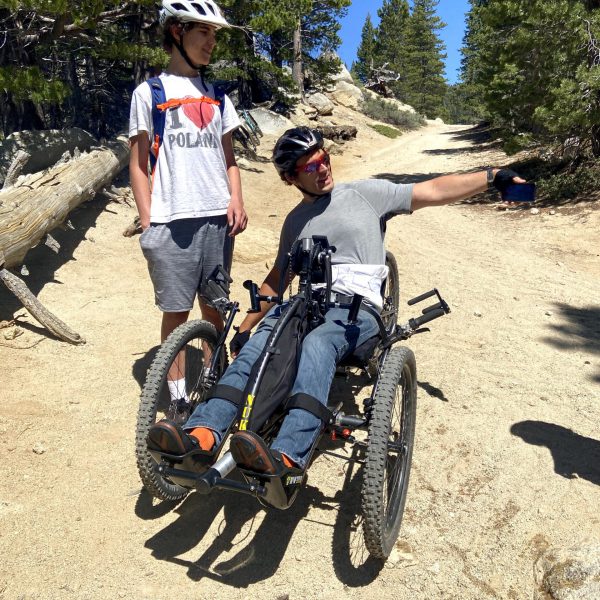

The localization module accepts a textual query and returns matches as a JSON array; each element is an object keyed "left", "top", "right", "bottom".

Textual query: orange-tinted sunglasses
[{"left": 295, "top": 152, "right": 330, "bottom": 174}]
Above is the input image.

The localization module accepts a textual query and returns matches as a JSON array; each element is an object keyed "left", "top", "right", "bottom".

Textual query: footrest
[
  {"left": 149, "top": 447, "right": 215, "bottom": 489},
  {"left": 237, "top": 467, "right": 306, "bottom": 510}
]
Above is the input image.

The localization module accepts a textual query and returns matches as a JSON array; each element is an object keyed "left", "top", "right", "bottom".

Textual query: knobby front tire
[
  {"left": 135, "top": 319, "right": 226, "bottom": 501},
  {"left": 361, "top": 346, "right": 417, "bottom": 559}
]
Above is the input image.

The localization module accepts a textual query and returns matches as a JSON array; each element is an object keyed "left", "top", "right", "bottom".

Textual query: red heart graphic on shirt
[{"left": 182, "top": 99, "right": 215, "bottom": 130}]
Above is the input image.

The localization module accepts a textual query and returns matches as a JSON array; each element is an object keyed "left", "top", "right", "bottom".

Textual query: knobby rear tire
[
  {"left": 361, "top": 346, "right": 417, "bottom": 559},
  {"left": 135, "top": 320, "right": 226, "bottom": 501}
]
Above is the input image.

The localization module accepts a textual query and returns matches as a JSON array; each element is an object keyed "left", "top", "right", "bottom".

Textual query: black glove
[
  {"left": 230, "top": 329, "right": 251, "bottom": 355},
  {"left": 492, "top": 168, "right": 521, "bottom": 194}
]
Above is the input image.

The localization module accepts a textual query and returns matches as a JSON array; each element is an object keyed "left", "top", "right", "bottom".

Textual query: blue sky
[{"left": 337, "top": 0, "right": 470, "bottom": 85}]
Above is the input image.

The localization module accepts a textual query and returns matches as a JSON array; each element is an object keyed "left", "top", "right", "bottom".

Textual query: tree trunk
[
  {"left": 269, "top": 31, "right": 285, "bottom": 68},
  {"left": 292, "top": 18, "right": 304, "bottom": 100},
  {"left": 0, "top": 134, "right": 129, "bottom": 269}
]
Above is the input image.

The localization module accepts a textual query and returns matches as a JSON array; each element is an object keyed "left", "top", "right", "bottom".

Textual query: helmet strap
[{"left": 172, "top": 33, "right": 203, "bottom": 72}]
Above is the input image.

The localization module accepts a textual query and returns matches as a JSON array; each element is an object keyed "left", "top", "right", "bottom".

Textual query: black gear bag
[{"left": 239, "top": 296, "right": 310, "bottom": 433}]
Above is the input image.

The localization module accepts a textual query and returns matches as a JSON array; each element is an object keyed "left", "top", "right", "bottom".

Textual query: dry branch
[
  {"left": 0, "top": 268, "right": 84, "bottom": 344},
  {"left": 2, "top": 150, "right": 31, "bottom": 189}
]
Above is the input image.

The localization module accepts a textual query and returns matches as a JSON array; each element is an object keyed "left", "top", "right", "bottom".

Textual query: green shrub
[
  {"left": 537, "top": 161, "right": 600, "bottom": 201},
  {"left": 359, "top": 95, "right": 424, "bottom": 130},
  {"left": 369, "top": 123, "right": 402, "bottom": 138}
]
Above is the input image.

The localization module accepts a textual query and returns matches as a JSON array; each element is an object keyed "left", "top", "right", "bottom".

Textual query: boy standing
[{"left": 129, "top": 0, "right": 247, "bottom": 420}]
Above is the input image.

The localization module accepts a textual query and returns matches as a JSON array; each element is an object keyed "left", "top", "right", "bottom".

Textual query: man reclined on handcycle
[{"left": 147, "top": 126, "right": 525, "bottom": 479}]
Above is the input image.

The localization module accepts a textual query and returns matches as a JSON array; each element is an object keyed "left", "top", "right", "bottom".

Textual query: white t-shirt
[{"left": 129, "top": 73, "right": 240, "bottom": 223}]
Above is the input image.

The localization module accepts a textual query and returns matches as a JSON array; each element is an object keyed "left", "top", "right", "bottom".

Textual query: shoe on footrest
[
  {"left": 147, "top": 420, "right": 200, "bottom": 456},
  {"left": 229, "top": 430, "right": 302, "bottom": 478}
]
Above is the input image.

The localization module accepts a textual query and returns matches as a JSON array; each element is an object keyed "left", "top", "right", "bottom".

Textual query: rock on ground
[{"left": 535, "top": 543, "right": 600, "bottom": 600}]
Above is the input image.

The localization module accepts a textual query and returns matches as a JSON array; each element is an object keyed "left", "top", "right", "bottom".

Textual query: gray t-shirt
[{"left": 275, "top": 179, "right": 413, "bottom": 272}]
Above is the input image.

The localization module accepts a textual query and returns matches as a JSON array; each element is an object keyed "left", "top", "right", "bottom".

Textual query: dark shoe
[
  {"left": 229, "top": 430, "right": 291, "bottom": 475},
  {"left": 166, "top": 398, "right": 192, "bottom": 426},
  {"left": 147, "top": 420, "right": 199, "bottom": 455}
]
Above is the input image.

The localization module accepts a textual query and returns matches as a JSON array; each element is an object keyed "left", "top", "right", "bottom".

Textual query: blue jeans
[{"left": 185, "top": 303, "right": 379, "bottom": 468}]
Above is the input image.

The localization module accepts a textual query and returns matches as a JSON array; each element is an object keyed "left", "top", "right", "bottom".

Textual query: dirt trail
[{"left": 1, "top": 117, "right": 599, "bottom": 600}]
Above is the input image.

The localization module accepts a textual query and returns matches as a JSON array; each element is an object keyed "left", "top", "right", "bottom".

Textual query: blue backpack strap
[
  {"left": 212, "top": 84, "right": 226, "bottom": 118},
  {"left": 146, "top": 76, "right": 166, "bottom": 173}
]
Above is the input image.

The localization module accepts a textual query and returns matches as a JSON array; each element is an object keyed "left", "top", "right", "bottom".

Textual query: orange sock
[
  {"left": 190, "top": 427, "right": 215, "bottom": 451},
  {"left": 281, "top": 453, "right": 296, "bottom": 468}
]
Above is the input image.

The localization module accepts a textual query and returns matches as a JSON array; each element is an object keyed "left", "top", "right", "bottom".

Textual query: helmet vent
[
  {"left": 171, "top": 3, "right": 187, "bottom": 11},
  {"left": 191, "top": 2, "right": 207, "bottom": 15}
]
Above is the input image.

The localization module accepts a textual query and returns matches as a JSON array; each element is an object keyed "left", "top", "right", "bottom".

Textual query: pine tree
[
  {"left": 373, "top": 0, "right": 410, "bottom": 99},
  {"left": 353, "top": 13, "right": 376, "bottom": 83},
  {"left": 401, "top": 0, "right": 447, "bottom": 117},
  {"left": 301, "top": 0, "right": 351, "bottom": 91},
  {"left": 0, "top": 0, "right": 350, "bottom": 136},
  {"left": 0, "top": 1, "right": 162, "bottom": 137},
  {"left": 462, "top": 0, "right": 600, "bottom": 156},
  {"left": 243, "top": 0, "right": 350, "bottom": 97},
  {"left": 456, "top": 1, "right": 488, "bottom": 122}
]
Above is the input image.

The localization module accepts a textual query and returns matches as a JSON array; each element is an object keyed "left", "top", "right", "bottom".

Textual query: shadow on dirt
[
  {"left": 132, "top": 346, "right": 160, "bottom": 390},
  {"left": 418, "top": 380, "right": 449, "bottom": 402},
  {"left": 442, "top": 123, "right": 497, "bottom": 144},
  {"left": 140, "top": 470, "right": 384, "bottom": 587},
  {"left": 511, "top": 421, "right": 600, "bottom": 486},
  {"left": 372, "top": 172, "right": 444, "bottom": 185},
  {"left": 0, "top": 195, "right": 111, "bottom": 326},
  {"left": 540, "top": 302, "right": 600, "bottom": 384},
  {"left": 427, "top": 124, "right": 502, "bottom": 155},
  {"left": 423, "top": 146, "right": 496, "bottom": 156},
  {"left": 137, "top": 374, "right": 386, "bottom": 587}
]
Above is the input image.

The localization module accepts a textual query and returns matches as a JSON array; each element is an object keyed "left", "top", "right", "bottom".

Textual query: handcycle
[{"left": 135, "top": 236, "right": 449, "bottom": 559}]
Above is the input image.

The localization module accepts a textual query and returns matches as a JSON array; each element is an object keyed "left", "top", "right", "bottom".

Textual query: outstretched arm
[{"left": 411, "top": 168, "right": 526, "bottom": 210}]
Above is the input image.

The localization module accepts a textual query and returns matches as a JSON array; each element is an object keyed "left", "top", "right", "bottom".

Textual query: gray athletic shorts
[{"left": 139, "top": 215, "right": 232, "bottom": 312}]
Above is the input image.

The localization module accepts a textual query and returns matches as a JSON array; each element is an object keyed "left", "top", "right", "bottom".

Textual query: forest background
[{"left": 0, "top": 0, "right": 599, "bottom": 200}]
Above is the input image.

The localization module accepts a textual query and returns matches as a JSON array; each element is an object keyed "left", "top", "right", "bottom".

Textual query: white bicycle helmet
[{"left": 159, "top": 0, "right": 230, "bottom": 29}]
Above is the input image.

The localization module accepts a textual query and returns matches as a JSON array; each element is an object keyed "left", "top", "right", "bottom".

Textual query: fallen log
[
  {"left": 0, "top": 127, "right": 97, "bottom": 184},
  {"left": 317, "top": 125, "right": 358, "bottom": 143},
  {"left": 0, "top": 134, "right": 129, "bottom": 269},
  {"left": 0, "top": 133, "right": 129, "bottom": 344}
]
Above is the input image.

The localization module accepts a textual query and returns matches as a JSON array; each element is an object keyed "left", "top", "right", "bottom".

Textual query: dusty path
[{"left": 1, "top": 118, "right": 599, "bottom": 600}]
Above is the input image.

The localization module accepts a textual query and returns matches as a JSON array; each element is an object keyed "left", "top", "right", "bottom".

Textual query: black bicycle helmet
[{"left": 272, "top": 127, "right": 324, "bottom": 180}]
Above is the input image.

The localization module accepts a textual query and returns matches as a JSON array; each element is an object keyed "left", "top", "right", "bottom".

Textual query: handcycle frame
[{"left": 147, "top": 236, "right": 450, "bottom": 556}]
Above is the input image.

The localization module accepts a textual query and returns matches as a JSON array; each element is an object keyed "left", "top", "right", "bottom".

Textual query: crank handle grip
[
  {"left": 407, "top": 289, "right": 438, "bottom": 306},
  {"left": 410, "top": 308, "right": 446, "bottom": 329}
]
